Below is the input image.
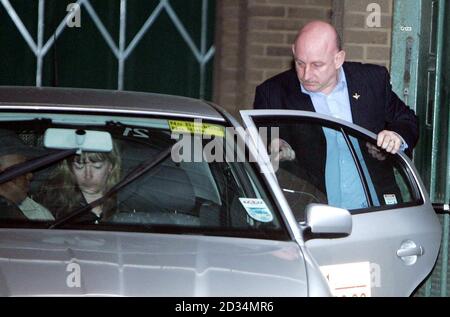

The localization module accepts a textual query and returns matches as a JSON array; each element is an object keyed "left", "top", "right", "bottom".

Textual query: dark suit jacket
[
  {"left": 253, "top": 62, "right": 418, "bottom": 205},
  {"left": 254, "top": 62, "right": 418, "bottom": 149}
]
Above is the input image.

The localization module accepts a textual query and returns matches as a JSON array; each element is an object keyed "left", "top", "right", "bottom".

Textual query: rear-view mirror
[{"left": 44, "top": 128, "right": 113, "bottom": 153}]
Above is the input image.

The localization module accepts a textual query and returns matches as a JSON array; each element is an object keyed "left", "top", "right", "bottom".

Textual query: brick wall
[
  {"left": 213, "top": 0, "right": 394, "bottom": 116},
  {"left": 343, "top": 0, "right": 393, "bottom": 68},
  {"left": 212, "top": 0, "right": 242, "bottom": 113}
]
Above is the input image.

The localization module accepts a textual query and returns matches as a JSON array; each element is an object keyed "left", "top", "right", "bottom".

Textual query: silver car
[{"left": 0, "top": 86, "right": 441, "bottom": 297}]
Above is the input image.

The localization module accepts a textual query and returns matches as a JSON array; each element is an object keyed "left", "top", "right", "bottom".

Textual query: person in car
[
  {"left": 0, "top": 130, "right": 54, "bottom": 221},
  {"left": 37, "top": 143, "right": 122, "bottom": 224}
]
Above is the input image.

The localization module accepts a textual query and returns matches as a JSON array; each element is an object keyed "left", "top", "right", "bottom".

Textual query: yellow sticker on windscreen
[{"left": 168, "top": 120, "right": 225, "bottom": 137}]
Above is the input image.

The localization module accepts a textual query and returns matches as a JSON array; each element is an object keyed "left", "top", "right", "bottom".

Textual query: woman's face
[{"left": 71, "top": 158, "right": 112, "bottom": 195}]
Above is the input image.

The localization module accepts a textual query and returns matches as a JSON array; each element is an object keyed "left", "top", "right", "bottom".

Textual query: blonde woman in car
[{"left": 38, "top": 143, "right": 121, "bottom": 223}]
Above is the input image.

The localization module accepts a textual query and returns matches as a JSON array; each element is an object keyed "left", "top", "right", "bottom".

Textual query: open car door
[{"left": 241, "top": 109, "right": 441, "bottom": 296}]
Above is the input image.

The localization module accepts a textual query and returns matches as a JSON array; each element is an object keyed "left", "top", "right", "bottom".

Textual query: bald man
[{"left": 253, "top": 20, "right": 418, "bottom": 210}]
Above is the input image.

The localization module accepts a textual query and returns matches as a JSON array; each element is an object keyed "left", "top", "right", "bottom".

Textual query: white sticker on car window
[
  {"left": 383, "top": 194, "right": 398, "bottom": 205},
  {"left": 239, "top": 198, "right": 273, "bottom": 223},
  {"left": 320, "top": 262, "right": 372, "bottom": 297}
]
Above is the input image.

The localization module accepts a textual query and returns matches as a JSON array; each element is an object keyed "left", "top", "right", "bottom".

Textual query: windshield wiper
[
  {"left": 49, "top": 145, "right": 173, "bottom": 229},
  {"left": 0, "top": 149, "right": 77, "bottom": 185}
]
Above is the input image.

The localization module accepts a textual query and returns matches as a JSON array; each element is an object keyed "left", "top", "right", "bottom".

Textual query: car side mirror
[{"left": 303, "top": 203, "right": 352, "bottom": 237}]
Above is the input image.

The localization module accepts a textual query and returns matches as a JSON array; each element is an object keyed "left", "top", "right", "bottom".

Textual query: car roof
[{"left": 0, "top": 86, "right": 225, "bottom": 122}]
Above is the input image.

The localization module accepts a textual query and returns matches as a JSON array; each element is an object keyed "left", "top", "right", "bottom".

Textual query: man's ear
[{"left": 335, "top": 50, "right": 346, "bottom": 69}]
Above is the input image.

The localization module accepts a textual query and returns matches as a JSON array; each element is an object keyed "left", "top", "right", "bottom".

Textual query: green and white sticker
[
  {"left": 239, "top": 198, "right": 273, "bottom": 223},
  {"left": 383, "top": 194, "right": 398, "bottom": 205}
]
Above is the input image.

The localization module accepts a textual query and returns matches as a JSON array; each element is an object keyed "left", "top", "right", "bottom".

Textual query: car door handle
[{"left": 397, "top": 245, "right": 424, "bottom": 257}]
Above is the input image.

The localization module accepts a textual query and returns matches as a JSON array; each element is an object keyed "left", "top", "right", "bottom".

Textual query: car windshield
[{"left": 0, "top": 111, "right": 288, "bottom": 241}]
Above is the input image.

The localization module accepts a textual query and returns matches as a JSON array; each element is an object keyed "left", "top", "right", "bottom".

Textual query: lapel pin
[{"left": 352, "top": 93, "right": 360, "bottom": 100}]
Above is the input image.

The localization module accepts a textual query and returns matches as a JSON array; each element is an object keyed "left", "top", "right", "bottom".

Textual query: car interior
[{"left": 4, "top": 120, "right": 262, "bottom": 230}]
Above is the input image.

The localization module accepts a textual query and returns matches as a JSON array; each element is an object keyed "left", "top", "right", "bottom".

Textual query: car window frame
[
  {"left": 340, "top": 124, "right": 424, "bottom": 214},
  {"left": 0, "top": 108, "right": 293, "bottom": 241},
  {"left": 240, "top": 110, "right": 425, "bottom": 216}
]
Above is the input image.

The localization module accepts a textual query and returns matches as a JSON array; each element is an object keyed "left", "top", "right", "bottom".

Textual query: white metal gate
[{"left": 0, "top": 0, "right": 215, "bottom": 98}]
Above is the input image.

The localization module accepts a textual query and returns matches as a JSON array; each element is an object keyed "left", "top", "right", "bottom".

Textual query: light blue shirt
[{"left": 300, "top": 68, "right": 380, "bottom": 209}]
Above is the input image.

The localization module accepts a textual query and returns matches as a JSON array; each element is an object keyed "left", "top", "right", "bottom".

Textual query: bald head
[
  {"left": 294, "top": 20, "right": 341, "bottom": 53},
  {"left": 291, "top": 20, "right": 345, "bottom": 95}
]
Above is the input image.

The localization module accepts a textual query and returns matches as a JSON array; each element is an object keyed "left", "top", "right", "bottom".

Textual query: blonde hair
[
  {"left": 69, "top": 150, "right": 121, "bottom": 192},
  {"left": 38, "top": 142, "right": 122, "bottom": 220}
]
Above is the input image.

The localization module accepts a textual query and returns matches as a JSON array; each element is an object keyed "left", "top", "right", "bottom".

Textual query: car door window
[
  {"left": 346, "top": 133, "right": 420, "bottom": 210},
  {"left": 251, "top": 117, "right": 367, "bottom": 220},
  {"left": 250, "top": 116, "right": 422, "bottom": 221}
]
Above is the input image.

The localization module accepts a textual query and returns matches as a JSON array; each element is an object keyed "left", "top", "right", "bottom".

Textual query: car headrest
[{"left": 118, "top": 145, "right": 196, "bottom": 215}]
